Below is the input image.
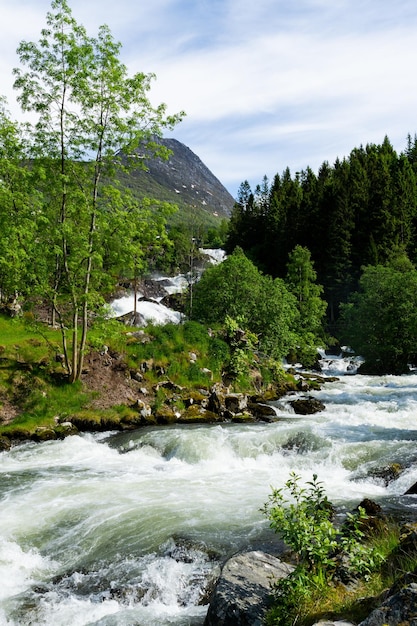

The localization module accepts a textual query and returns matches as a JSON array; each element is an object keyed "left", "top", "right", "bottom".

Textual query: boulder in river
[
  {"left": 290, "top": 396, "right": 325, "bottom": 415},
  {"left": 204, "top": 550, "right": 294, "bottom": 626}
]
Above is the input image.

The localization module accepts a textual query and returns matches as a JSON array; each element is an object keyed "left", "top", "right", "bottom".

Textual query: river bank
[{"left": 0, "top": 341, "right": 328, "bottom": 450}]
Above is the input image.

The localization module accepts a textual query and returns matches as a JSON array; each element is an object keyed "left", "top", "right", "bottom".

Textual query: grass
[
  {"left": 0, "top": 313, "right": 287, "bottom": 438},
  {"left": 266, "top": 516, "right": 412, "bottom": 626}
]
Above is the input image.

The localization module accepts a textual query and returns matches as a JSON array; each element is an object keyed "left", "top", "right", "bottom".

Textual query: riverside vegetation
[
  {"left": 0, "top": 311, "right": 301, "bottom": 445},
  {"left": 261, "top": 473, "right": 415, "bottom": 626},
  {"left": 3, "top": 1, "right": 417, "bottom": 624}
]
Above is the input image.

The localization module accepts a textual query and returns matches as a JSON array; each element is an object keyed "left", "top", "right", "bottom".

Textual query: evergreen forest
[{"left": 226, "top": 135, "right": 417, "bottom": 325}]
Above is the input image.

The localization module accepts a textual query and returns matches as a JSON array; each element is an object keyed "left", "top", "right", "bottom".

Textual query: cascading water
[{"left": 2, "top": 354, "right": 417, "bottom": 625}]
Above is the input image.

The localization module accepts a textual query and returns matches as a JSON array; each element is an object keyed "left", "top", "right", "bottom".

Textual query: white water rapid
[
  {"left": 110, "top": 249, "right": 225, "bottom": 325},
  {"left": 2, "top": 355, "right": 417, "bottom": 625}
]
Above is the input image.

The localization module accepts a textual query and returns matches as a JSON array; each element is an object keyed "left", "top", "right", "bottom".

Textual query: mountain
[{"left": 124, "top": 138, "right": 235, "bottom": 225}]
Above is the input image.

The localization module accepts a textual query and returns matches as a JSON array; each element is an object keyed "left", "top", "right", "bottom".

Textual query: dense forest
[{"left": 226, "top": 135, "right": 417, "bottom": 324}]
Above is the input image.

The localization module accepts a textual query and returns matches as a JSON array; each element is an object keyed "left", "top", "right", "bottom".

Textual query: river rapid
[{"left": 2, "top": 355, "right": 417, "bottom": 625}]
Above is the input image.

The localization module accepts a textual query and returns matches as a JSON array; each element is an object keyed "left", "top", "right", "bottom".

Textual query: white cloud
[{"left": 2, "top": 0, "right": 417, "bottom": 194}]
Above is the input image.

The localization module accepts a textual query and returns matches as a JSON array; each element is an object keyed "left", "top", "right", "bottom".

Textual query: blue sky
[{"left": 2, "top": 0, "right": 417, "bottom": 196}]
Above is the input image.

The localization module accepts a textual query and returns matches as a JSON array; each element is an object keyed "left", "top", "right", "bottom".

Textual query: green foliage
[
  {"left": 262, "top": 473, "right": 384, "bottom": 625},
  {"left": 8, "top": 0, "right": 184, "bottom": 382},
  {"left": 227, "top": 136, "right": 417, "bottom": 324},
  {"left": 285, "top": 245, "right": 328, "bottom": 365},
  {"left": 286, "top": 246, "right": 327, "bottom": 334},
  {"left": 339, "top": 254, "right": 417, "bottom": 373},
  {"left": 263, "top": 473, "right": 338, "bottom": 575},
  {"left": 182, "top": 320, "right": 210, "bottom": 347},
  {"left": 222, "top": 315, "right": 258, "bottom": 378},
  {"left": 192, "top": 247, "right": 299, "bottom": 360},
  {"left": 207, "top": 336, "right": 230, "bottom": 368},
  {"left": 0, "top": 99, "right": 39, "bottom": 301}
]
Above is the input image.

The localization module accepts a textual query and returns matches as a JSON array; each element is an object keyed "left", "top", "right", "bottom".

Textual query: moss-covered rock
[
  {"left": 183, "top": 390, "right": 209, "bottom": 407},
  {"left": 0, "top": 435, "right": 11, "bottom": 451},
  {"left": 154, "top": 406, "right": 179, "bottom": 424},
  {"left": 178, "top": 405, "right": 222, "bottom": 423},
  {"left": 31, "top": 427, "right": 57, "bottom": 442},
  {"left": 231, "top": 413, "right": 256, "bottom": 423},
  {"left": 54, "top": 422, "right": 79, "bottom": 438},
  {"left": 369, "top": 463, "right": 404, "bottom": 486}
]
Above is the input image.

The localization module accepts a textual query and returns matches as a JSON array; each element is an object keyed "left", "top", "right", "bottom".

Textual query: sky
[{"left": 1, "top": 0, "right": 417, "bottom": 197}]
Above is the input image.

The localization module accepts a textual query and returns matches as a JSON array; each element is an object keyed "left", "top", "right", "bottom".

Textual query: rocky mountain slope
[{"left": 126, "top": 137, "right": 235, "bottom": 221}]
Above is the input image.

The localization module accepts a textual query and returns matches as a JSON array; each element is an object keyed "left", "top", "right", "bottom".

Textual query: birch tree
[{"left": 13, "top": 0, "right": 184, "bottom": 381}]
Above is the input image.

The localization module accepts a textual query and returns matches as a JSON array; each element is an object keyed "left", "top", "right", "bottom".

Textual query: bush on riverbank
[{"left": 262, "top": 473, "right": 415, "bottom": 626}]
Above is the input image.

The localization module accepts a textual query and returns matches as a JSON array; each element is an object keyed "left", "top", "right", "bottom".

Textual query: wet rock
[
  {"left": 405, "top": 480, "right": 417, "bottom": 495},
  {"left": 354, "top": 498, "right": 383, "bottom": 517},
  {"left": 116, "top": 311, "right": 147, "bottom": 326},
  {"left": 289, "top": 396, "right": 325, "bottom": 415},
  {"left": 160, "top": 292, "right": 185, "bottom": 312},
  {"left": 247, "top": 401, "right": 278, "bottom": 421},
  {"left": 224, "top": 394, "right": 248, "bottom": 414},
  {"left": 369, "top": 463, "right": 404, "bottom": 486},
  {"left": 231, "top": 413, "right": 256, "bottom": 423},
  {"left": 204, "top": 551, "right": 294, "bottom": 626},
  {"left": 312, "top": 622, "right": 355, "bottom": 626},
  {"left": 0, "top": 435, "right": 11, "bottom": 451},
  {"left": 31, "top": 427, "right": 57, "bottom": 442},
  {"left": 53, "top": 422, "right": 79, "bottom": 438},
  {"left": 282, "top": 431, "right": 325, "bottom": 453}
]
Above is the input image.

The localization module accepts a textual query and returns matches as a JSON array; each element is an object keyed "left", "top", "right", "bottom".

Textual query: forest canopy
[
  {"left": 223, "top": 135, "right": 417, "bottom": 373},
  {"left": 226, "top": 136, "right": 417, "bottom": 324}
]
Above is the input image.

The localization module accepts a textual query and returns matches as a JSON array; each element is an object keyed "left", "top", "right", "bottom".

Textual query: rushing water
[{"left": 2, "top": 356, "right": 417, "bottom": 625}]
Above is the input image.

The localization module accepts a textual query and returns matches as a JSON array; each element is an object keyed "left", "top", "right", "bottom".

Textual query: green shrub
[{"left": 262, "top": 473, "right": 384, "bottom": 625}]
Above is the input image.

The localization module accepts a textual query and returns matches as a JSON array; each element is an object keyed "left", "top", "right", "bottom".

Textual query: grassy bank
[{"left": 0, "top": 313, "right": 295, "bottom": 442}]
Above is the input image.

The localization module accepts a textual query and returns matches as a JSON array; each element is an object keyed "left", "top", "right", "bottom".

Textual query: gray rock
[
  {"left": 204, "top": 550, "right": 294, "bottom": 626},
  {"left": 224, "top": 393, "right": 248, "bottom": 414},
  {"left": 359, "top": 583, "right": 417, "bottom": 625}
]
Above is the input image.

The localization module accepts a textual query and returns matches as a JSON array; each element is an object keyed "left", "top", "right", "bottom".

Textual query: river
[{"left": 2, "top": 355, "right": 417, "bottom": 625}]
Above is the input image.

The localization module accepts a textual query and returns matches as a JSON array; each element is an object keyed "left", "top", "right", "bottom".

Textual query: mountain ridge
[{"left": 126, "top": 137, "right": 235, "bottom": 221}]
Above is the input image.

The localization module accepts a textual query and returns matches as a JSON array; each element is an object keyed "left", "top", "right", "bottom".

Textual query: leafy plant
[{"left": 262, "top": 473, "right": 384, "bottom": 625}]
